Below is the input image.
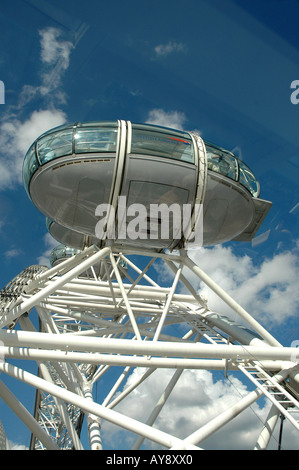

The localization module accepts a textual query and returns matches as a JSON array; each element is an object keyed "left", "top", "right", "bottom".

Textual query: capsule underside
[{"left": 24, "top": 121, "right": 271, "bottom": 250}]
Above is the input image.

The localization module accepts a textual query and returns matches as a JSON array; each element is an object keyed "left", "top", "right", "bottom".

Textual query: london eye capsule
[
  {"left": 23, "top": 120, "right": 271, "bottom": 250},
  {"left": 46, "top": 217, "right": 97, "bottom": 250},
  {"left": 49, "top": 244, "right": 80, "bottom": 267}
]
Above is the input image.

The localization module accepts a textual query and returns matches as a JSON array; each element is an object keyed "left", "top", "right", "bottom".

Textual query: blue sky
[{"left": 0, "top": 0, "right": 299, "bottom": 450}]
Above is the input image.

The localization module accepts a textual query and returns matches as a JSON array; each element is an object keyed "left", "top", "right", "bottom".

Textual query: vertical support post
[
  {"left": 153, "top": 262, "right": 183, "bottom": 341},
  {"left": 38, "top": 362, "right": 84, "bottom": 450},
  {"left": 254, "top": 404, "right": 280, "bottom": 450},
  {"left": 83, "top": 383, "right": 102, "bottom": 450},
  {"left": 109, "top": 251, "right": 142, "bottom": 341},
  {"left": 101, "top": 366, "right": 132, "bottom": 407}
]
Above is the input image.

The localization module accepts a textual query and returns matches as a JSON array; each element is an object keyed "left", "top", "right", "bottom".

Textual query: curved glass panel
[
  {"left": 49, "top": 244, "right": 80, "bottom": 266},
  {"left": 46, "top": 218, "right": 52, "bottom": 231},
  {"left": 74, "top": 126, "right": 118, "bottom": 153},
  {"left": 131, "top": 124, "right": 194, "bottom": 163},
  {"left": 206, "top": 144, "right": 238, "bottom": 181},
  {"left": 23, "top": 143, "right": 38, "bottom": 191},
  {"left": 37, "top": 129, "right": 73, "bottom": 164},
  {"left": 238, "top": 161, "right": 260, "bottom": 197},
  {"left": 205, "top": 142, "right": 259, "bottom": 197}
]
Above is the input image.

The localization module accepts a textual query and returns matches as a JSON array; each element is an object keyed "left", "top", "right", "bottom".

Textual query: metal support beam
[
  {"left": 0, "top": 247, "right": 111, "bottom": 328},
  {"left": 0, "top": 330, "right": 296, "bottom": 362},
  {"left": 0, "top": 379, "right": 59, "bottom": 450},
  {"left": 254, "top": 404, "right": 280, "bottom": 450},
  {"left": 83, "top": 384, "right": 102, "bottom": 450},
  {"left": 0, "top": 361, "right": 199, "bottom": 450},
  {"left": 183, "top": 253, "right": 281, "bottom": 347},
  {"left": 132, "top": 368, "right": 183, "bottom": 450}
]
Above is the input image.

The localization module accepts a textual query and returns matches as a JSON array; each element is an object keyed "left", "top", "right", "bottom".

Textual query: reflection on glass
[
  {"left": 206, "top": 145, "right": 237, "bottom": 180},
  {"left": 23, "top": 123, "right": 119, "bottom": 191},
  {"left": 23, "top": 143, "right": 38, "bottom": 190},
  {"left": 131, "top": 125, "right": 194, "bottom": 163},
  {"left": 49, "top": 244, "right": 80, "bottom": 267},
  {"left": 205, "top": 142, "right": 259, "bottom": 197},
  {"left": 37, "top": 129, "right": 73, "bottom": 164},
  {"left": 239, "top": 161, "right": 259, "bottom": 197},
  {"left": 75, "top": 127, "right": 117, "bottom": 153}
]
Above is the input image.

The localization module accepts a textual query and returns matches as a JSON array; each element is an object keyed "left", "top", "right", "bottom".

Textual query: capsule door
[{"left": 114, "top": 123, "right": 198, "bottom": 250}]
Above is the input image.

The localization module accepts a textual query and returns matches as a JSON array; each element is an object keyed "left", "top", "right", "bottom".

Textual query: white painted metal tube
[
  {"left": 107, "top": 368, "right": 156, "bottom": 410},
  {"left": 37, "top": 362, "right": 84, "bottom": 450},
  {"left": 165, "top": 258, "right": 206, "bottom": 308},
  {"left": 132, "top": 369, "right": 183, "bottom": 450},
  {"left": 182, "top": 387, "right": 264, "bottom": 446},
  {"left": 83, "top": 384, "right": 102, "bottom": 450},
  {"left": 0, "top": 346, "right": 234, "bottom": 369},
  {"left": 254, "top": 404, "right": 280, "bottom": 450},
  {"left": 181, "top": 366, "right": 291, "bottom": 447},
  {"left": 0, "top": 346, "right": 287, "bottom": 371},
  {"left": 120, "top": 254, "right": 159, "bottom": 288},
  {"left": 109, "top": 250, "right": 142, "bottom": 340},
  {"left": 0, "top": 362, "right": 199, "bottom": 450},
  {"left": 0, "top": 379, "right": 59, "bottom": 450},
  {"left": 153, "top": 263, "right": 183, "bottom": 341},
  {"left": 32, "top": 245, "right": 97, "bottom": 283},
  {"left": 0, "top": 246, "right": 111, "bottom": 327},
  {"left": 47, "top": 281, "right": 197, "bottom": 303},
  {"left": 0, "top": 330, "right": 296, "bottom": 362},
  {"left": 204, "top": 312, "right": 268, "bottom": 347},
  {"left": 101, "top": 366, "right": 132, "bottom": 407},
  {"left": 183, "top": 255, "right": 281, "bottom": 347}
]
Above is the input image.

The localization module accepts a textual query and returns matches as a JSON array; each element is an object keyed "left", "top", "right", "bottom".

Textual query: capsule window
[
  {"left": 23, "top": 143, "right": 38, "bottom": 189},
  {"left": 131, "top": 125, "right": 194, "bottom": 163},
  {"left": 206, "top": 143, "right": 259, "bottom": 197},
  {"left": 238, "top": 161, "right": 259, "bottom": 197},
  {"left": 206, "top": 145, "right": 238, "bottom": 181},
  {"left": 74, "top": 127, "right": 118, "bottom": 153},
  {"left": 37, "top": 129, "right": 73, "bottom": 164}
]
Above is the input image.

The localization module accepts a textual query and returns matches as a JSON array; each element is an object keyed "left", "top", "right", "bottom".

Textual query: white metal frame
[{"left": 0, "top": 244, "right": 298, "bottom": 450}]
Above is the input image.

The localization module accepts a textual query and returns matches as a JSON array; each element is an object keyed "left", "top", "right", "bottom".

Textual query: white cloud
[
  {"left": 0, "top": 108, "right": 67, "bottom": 190},
  {"left": 13, "top": 27, "right": 74, "bottom": 109},
  {"left": 154, "top": 41, "right": 186, "bottom": 57},
  {"left": 101, "top": 367, "right": 298, "bottom": 449},
  {"left": 4, "top": 248, "right": 22, "bottom": 258},
  {"left": 39, "top": 27, "right": 73, "bottom": 67},
  {"left": 38, "top": 27, "right": 74, "bottom": 99},
  {"left": 156, "top": 243, "right": 299, "bottom": 328},
  {"left": 37, "top": 232, "right": 59, "bottom": 267},
  {"left": 184, "top": 244, "right": 299, "bottom": 327},
  {"left": 8, "top": 441, "right": 27, "bottom": 450},
  {"left": 146, "top": 108, "right": 187, "bottom": 130},
  {"left": 99, "top": 243, "right": 299, "bottom": 450},
  {"left": 0, "top": 26, "right": 73, "bottom": 191}
]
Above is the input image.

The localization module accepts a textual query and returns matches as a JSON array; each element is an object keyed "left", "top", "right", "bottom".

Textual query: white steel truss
[{"left": 0, "top": 244, "right": 298, "bottom": 450}]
